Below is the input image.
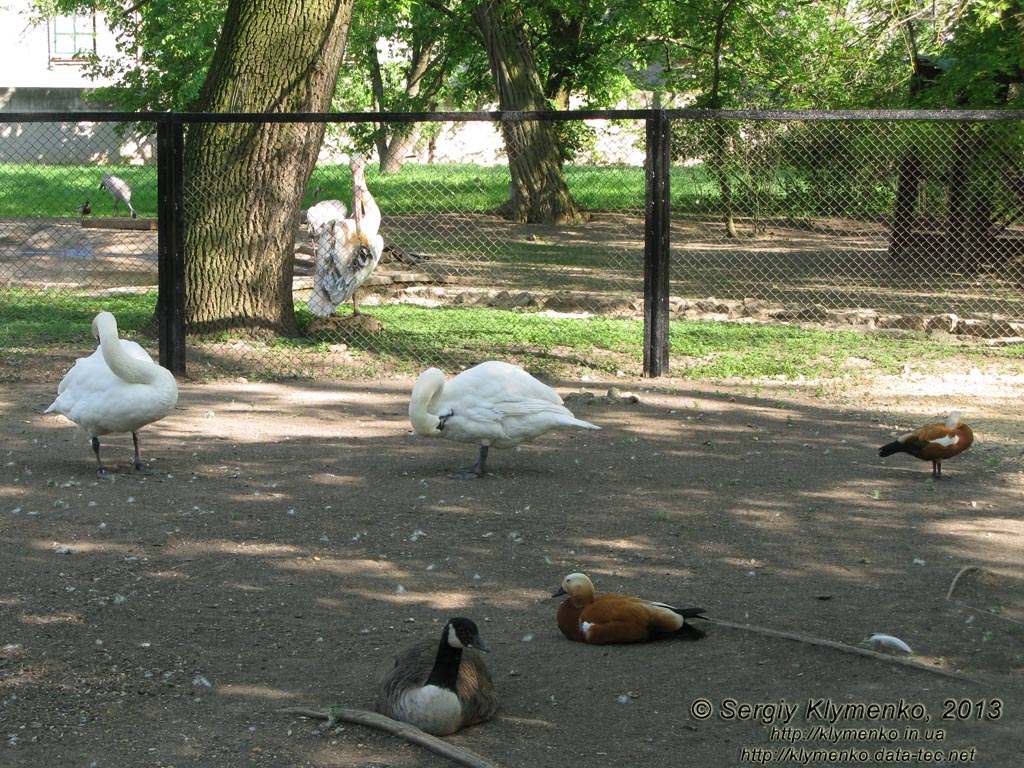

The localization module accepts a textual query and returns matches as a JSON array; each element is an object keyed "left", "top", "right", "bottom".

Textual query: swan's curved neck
[
  {"left": 96, "top": 319, "right": 158, "bottom": 384},
  {"left": 409, "top": 371, "right": 444, "bottom": 435}
]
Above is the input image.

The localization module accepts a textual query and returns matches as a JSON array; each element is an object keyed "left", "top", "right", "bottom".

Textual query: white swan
[
  {"left": 409, "top": 361, "right": 600, "bottom": 478},
  {"left": 46, "top": 312, "right": 178, "bottom": 475}
]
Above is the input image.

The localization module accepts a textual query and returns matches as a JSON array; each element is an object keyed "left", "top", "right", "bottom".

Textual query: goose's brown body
[
  {"left": 553, "top": 573, "right": 706, "bottom": 644},
  {"left": 373, "top": 618, "right": 498, "bottom": 735}
]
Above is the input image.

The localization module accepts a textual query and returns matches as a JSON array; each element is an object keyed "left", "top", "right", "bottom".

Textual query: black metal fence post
[
  {"left": 156, "top": 117, "right": 186, "bottom": 377},
  {"left": 644, "top": 110, "right": 671, "bottom": 377}
]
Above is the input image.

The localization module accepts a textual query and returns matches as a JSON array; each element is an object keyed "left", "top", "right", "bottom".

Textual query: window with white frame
[{"left": 48, "top": 14, "right": 97, "bottom": 63}]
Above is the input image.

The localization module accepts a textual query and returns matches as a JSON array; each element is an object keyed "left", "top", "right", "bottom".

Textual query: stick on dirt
[
  {"left": 704, "top": 617, "right": 984, "bottom": 685},
  {"left": 277, "top": 706, "right": 500, "bottom": 768},
  {"left": 945, "top": 565, "right": 1021, "bottom": 624}
]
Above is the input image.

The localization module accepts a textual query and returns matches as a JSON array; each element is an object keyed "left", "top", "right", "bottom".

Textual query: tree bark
[
  {"left": 184, "top": 0, "right": 355, "bottom": 336},
  {"left": 472, "top": 1, "right": 583, "bottom": 224},
  {"left": 707, "top": 1, "right": 739, "bottom": 238}
]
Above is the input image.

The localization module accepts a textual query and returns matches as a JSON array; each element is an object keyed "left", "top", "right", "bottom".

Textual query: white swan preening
[
  {"left": 46, "top": 312, "right": 178, "bottom": 474},
  {"left": 307, "top": 154, "right": 384, "bottom": 317},
  {"left": 374, "top": 617, "right": 498, "bottom": 736},
  {"left": 409, "top": 361, "right": 600, "bottom": 478}
]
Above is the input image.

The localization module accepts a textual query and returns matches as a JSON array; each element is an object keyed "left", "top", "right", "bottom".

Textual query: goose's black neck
[{"left": 425, "top": 633, "right": 463, "bottom": 691}]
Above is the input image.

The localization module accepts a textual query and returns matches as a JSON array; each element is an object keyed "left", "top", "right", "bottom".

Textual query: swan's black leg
[
  {"left": 92, "top": 437, "right": 111, "bottom": 476},
  {"left": 448, "top": 445, "right": 488, "bottom": 479},
  {"left": 132, "top": 431, "right": 145, "bottom": 471}
]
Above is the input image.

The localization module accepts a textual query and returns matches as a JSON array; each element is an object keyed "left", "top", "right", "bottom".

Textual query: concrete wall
[{"left": 0, "top": 90, "right": 154, "bottom": 164}]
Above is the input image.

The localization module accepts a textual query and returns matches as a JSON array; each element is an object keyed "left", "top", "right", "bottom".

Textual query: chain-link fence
[{"left": 2, "top": 111, "right": 1023, "bottom": 380}]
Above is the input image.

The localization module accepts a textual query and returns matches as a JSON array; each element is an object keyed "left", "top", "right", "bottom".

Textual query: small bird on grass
[
  {"left": 76, "top": 200, "right": 91, "bottom": 216},
  {"left": 552, "top": 572, "right": 707, "bottom": 644},
  {"left": 878, "top": 410, "right": 973, "bottom": 479}
]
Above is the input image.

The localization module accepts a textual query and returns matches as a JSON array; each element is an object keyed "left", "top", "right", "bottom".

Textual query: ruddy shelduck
[
  {"left": 552, "top": 573, "right": 707, "bottom": 644},
  {"left": 878, "top": 410, "right": 973, "bottom": 478}
]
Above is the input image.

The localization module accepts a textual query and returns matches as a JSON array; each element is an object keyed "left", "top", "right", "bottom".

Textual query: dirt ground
[{"left": 2, "top": 362, "right": 1023, "bottom": 768}]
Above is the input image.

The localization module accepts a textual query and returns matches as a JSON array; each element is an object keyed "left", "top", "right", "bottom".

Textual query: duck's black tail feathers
[
  {"left": 878, "top": 440, "right": 910, "bottom": 457},
  {"left": 673, "top": 607, "right": 708, "bottom": 641}
]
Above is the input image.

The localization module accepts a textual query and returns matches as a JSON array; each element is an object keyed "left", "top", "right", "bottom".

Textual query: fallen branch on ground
[
  {"left": 277, "top": 706, "right": 500, "bottom": 768},
  {"left": 704, "top": 617, "right": 984, "bottom": 685},
  {"left": 945, "top": 565, "right": 1022, "bottom": 624}
]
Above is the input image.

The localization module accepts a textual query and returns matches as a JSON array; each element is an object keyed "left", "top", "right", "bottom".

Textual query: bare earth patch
[{"left": 2, "top": 366, "right": 1022, "bottom": 767}]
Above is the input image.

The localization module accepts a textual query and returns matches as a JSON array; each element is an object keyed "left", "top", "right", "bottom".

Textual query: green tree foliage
[{"left": 36, "top": 1, "right": 227, "bottom": 111}]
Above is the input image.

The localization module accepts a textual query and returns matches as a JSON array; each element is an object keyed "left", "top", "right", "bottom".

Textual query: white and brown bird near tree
[
  {"left": 303, "top": 184, "right": 348, "bottom": 241},
  {"left": 878, "top": 410, "right": 974, "bottom": 478},
  {"left": 409, "top": 361, "right": 600, "bottom": 478},
  {"left": 45, "top": 312, "right": 178, "bottom": 475},
  {"left": 306, "top": 153, "right": 383, "bottom": 317}
]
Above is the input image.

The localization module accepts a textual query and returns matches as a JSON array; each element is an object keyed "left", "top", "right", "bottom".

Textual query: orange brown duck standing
[{"left": 878, "top": 410, "right": 974, "bottom": 479}]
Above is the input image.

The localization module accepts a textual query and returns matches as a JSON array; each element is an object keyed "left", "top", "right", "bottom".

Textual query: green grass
[
  {"left": 309, "top": 162, "right": 713, "bottom": 214},
  {"left": 0, "top": 158, "right": 884, "bottom": 220},
  {"left": 0, "top": 290, "right": 157, "bottom": 344},
  {"left": 0, "top": 163, "right": 158, "bottom": 219},
  {"left": 0, "top": 160, "right": 712, "bottom": 219},
  {"left": 4, "top": 289, "right": 1020, "bottom": 381}
]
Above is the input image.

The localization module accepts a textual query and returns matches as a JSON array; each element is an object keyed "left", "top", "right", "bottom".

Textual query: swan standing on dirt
[
  {"left": 409, "top": 361, "right": 600, "bottom": 478},
  {"left": 46, "top": 312, "right": 178, "bottom": 475}
]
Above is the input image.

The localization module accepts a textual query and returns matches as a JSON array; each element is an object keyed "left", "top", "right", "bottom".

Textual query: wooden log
[{"left": 82, "top": 217, "right": 158, "bottom": 231}]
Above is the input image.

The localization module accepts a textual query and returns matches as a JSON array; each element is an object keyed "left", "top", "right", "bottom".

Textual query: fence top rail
[{"left": 2, "top": 108, "right": 1024, "bottom": 124}]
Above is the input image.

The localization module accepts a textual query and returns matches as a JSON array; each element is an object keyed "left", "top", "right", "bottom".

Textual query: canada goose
[
  {"left": 374, "top": 617, "right": 498, "bottom": 736},
  {"left": 99, "top": 174, "right": 137, "bottom": 218},
  {"left": 878, "top": 410, "right": 973, "bottom": 478},
  {"left": 76, "top": 200, "right": 91, "bottom": 216},
  {"left": 307, "top": 154, "right": 383, "bottom": 317},
  {"left": 45, "top": 312, "right": 178, "bottom": 474},
  {"left": 409, "top": 361, "right": 600, "bottom": 478},
  {"left": 553, "top": 573, "right": 707, "bottom": 644}
]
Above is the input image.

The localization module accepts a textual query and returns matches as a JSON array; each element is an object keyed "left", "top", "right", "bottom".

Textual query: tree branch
[{"left": 277, "top": 706, "right": 501, "bottom": 768}]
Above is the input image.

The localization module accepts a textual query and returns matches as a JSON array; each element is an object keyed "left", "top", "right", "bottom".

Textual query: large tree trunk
[
  {"left": 472, "top": 1, "right": 583, "bottom": 224},
  {"left": 184, "top": 0, "right": 355, "bottom": 336},
  {"left": 370, "top": 39, "right": 432, "bottom": 173},
  {"left": 707, "top": 1, "right": 739, "bottom": 238}
]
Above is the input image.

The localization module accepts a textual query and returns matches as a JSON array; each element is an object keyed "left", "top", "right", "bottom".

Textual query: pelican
[{"left": 307, "top": 154, "right": 384, "bottom": 317}]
